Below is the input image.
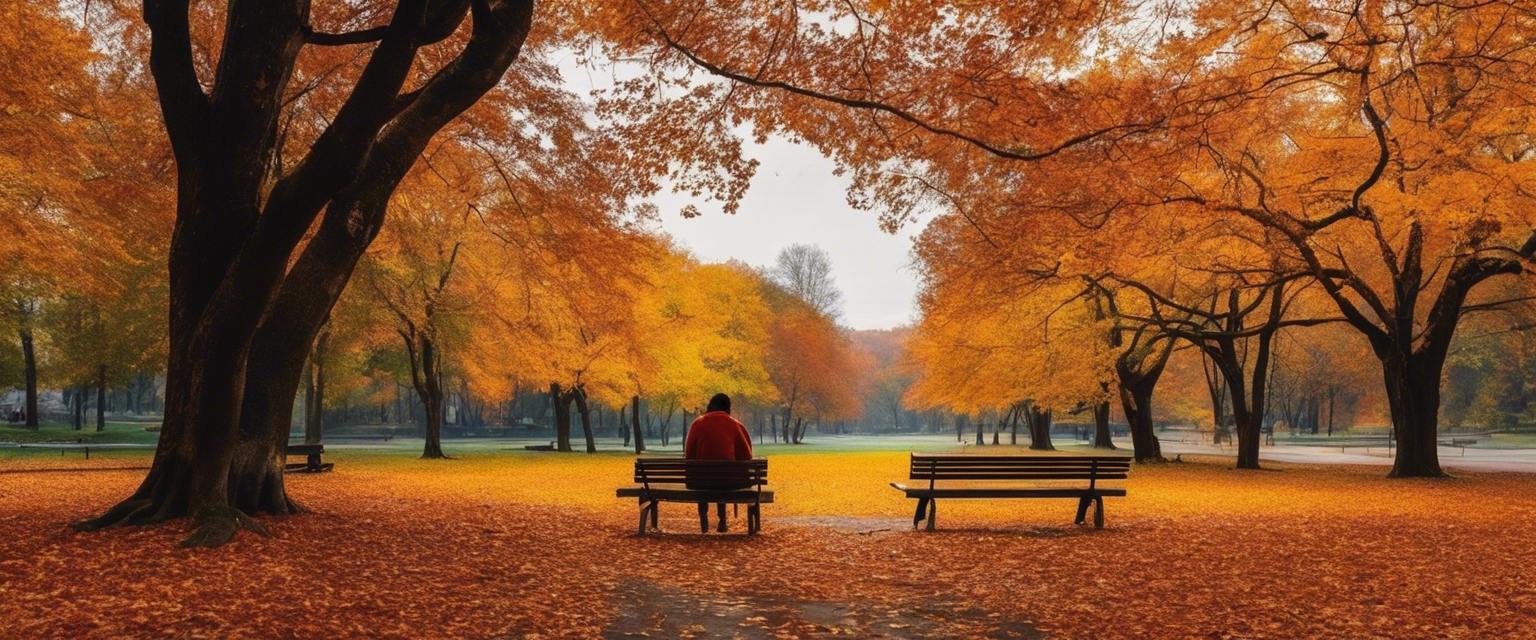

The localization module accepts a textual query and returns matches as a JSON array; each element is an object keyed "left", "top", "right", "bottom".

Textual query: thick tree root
[
  {"left": 72, "top": 498, "right": 155, "bottom": 531},
  {"left": 180, "top": 506, "right": 273, "bottom": 548},
  {"left": 1388, "top": 469, "right": 1452, "bottom": 479}
]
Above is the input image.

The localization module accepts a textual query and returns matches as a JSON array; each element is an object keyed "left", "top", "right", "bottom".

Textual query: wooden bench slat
[
  {"left": 911, "top": 466, "right": 1130, "bottom": 473},
  {"left": 912, "top": 462, "right": 1131, "bottom": 470},
  {"left": 896, "top": 454, "right": 1129, "bottom": 530},
  {"left": 909, "top": 472, "right": 1130, "bottom": 475},
  {"left": 892, "top": 485, "right": 1127, "bottom": 499},
  {"left": 911, "top": 455, "right": 1132, "bottom": 462},
  {"left": 617, "top": 486, "right": 776, "bottom": 502}
]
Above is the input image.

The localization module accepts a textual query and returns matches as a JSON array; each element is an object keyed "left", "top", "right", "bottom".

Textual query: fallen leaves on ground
[{"left": 2, "top": 448, "right": 1533, "bottom": 638}]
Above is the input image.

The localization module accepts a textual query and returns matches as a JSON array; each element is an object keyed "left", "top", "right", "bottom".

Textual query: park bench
[
  {"left": 284, "top": 443, "right": 333, "bottom": 473},
  {"left": 615, "top": 458, "right": 772, "bottom": 536},
  {"left": 890, "top": 454, "right": 1130, "bottom": 530}
]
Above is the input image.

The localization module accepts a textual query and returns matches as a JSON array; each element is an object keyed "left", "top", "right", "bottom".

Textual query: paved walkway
[{"left": 1158, "top": 439, "right": 1536, "bottom": 473}]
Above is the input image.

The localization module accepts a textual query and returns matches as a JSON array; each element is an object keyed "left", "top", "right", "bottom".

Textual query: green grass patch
[{"left": 0, "top": 421, "right": 162, "bottom": 445}]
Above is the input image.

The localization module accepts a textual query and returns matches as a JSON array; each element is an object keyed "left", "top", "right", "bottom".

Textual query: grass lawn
[
  {"left": 1, "top": 443, "right": 1531, "bottom": 638},
  {"left": 0, "top": 421, "right": 162, "bottom": 445}
]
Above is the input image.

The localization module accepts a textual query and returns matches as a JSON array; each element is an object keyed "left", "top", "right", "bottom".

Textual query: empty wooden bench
[
  {"left": 615, "top": 458, "right": 772, "bottom": 535},
  {"left": 285, "top": 443, "right": 333, "bottom": 473},
  {"left": 890, "top": 454, "right": 1129, "bottom": 530}
]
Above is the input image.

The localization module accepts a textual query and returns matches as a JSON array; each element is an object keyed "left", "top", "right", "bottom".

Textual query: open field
[{"left": 3, "top": 444, "right": 1535, "bottom": 638}]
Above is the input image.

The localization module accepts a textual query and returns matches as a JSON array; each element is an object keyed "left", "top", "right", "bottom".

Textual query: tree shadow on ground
[{"left": 603, "top": 578, "right": 1041, "bottom": 640}]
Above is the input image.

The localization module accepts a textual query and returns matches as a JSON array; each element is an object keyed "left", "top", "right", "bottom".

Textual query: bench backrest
[
  {"left": 287, "top": 443, "right": 324, "bottom": 456},
  {"left": 909, "top": 454, "right": 1130, "bottom": 489},
  {"left": 634, "top": 458, "right": 768, "bottom": 487}
]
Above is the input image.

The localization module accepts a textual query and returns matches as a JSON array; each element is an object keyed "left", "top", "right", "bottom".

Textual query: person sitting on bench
[{"left": 684, "top": 393, "right": 754, "bottom": 533}]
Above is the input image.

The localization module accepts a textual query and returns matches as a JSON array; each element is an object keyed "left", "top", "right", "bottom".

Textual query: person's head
[{"left": 706, "top": 393, "right": 731, "bottom": 414}]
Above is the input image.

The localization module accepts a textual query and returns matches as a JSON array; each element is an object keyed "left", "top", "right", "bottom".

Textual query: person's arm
[{"left": 735, "top": 423, "right": 753, "bottom": 460}]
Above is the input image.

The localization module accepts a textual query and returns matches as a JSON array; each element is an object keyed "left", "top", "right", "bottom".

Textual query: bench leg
[
  {"left": 638, "top": 502, "right": 649, "bottom": 536},
  {"left": 748, "top": 504, "right": 760, "bottom": 535},
  {"left": 651, "top": 501, "right": 659, "bottom": 529},
  {"left": 1074, "top": 496, "right": 1092, "bottom": 525},
  {"left": 1093, "top": 496, "right": 1105, "bottom": 529},
  {"left": 716, "top": 503, "right": 728, "bottom": 533},
  {"left": 697, "top": 502, "right": 710, "bottom": 533},
  {"left": 925, "top": 499, "right": 936, "bottom": 532},
  {"left": 912, "top": 498, "right": 929, "bottom": 529}
]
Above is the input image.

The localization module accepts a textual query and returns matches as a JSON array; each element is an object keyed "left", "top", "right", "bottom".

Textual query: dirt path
[{"left": 604, "top": 578, "right": 1040, "bottom": 639}]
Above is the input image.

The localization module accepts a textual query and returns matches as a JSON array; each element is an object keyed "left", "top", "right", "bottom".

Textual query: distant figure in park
[{"left": 684, "top": 393, "right": 754, "bottom": 532}]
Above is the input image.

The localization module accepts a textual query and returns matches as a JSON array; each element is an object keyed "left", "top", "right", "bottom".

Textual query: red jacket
[{"left": 684, "top": 411, "right": 754, "bottom": 460}]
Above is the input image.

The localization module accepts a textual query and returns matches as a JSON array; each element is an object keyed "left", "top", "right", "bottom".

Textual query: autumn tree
[
  {"left": 71, "top": 0, "right": 548, "bottom": 545},
  {"left": 771, "top": 244, "right": 842, "bottom": 319}
]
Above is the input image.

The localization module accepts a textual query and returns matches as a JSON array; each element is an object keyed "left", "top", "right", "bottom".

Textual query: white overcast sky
[
  {"left": 646, "top": 136, "right": 931, "bottom": 330},
  {"left": 553, "top": 51, "right": 933, "bottom": 331}
]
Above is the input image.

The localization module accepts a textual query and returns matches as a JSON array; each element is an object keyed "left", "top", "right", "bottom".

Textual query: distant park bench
[
  {"left": 284, "top": 443, "right": 333, "bottom": 473},
  {"left": 890, "top": 454, "right": 1130, "bottom": 530},
  {"left": 616, "top": 458, "right": 772, "bottom": 536},
  {"left": 334, "top": 434, "right": 393, "bottom": 442},
  {"left": 1439, "top": 437, "right": 1478, "bottom": 456},
  {"left": 523, "top": 442, "right": 556, "bottom": 451},
  {"left": 15, "top": 443, "right": 155, "bottom": 459}
]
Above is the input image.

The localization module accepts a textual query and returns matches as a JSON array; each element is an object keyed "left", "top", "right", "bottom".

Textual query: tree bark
[
  {"left": 551, "top": 383, "right": 573, "bottom": 452},
  {"left": 19, "top": 329, "right": 37, "bottom": 429},
  {"left": 1117, "top": 341, "right": 1172, "bottom": 464},
  {"left": 1093, "top": 400, "right": 1114, "bottom": 449},
  {"left": 416, "top": 335, "right": 447, "bottom": 459},
  {"left": 630, "top": 395, "right": 644, "bottom": 454},
  {"left": 1027, "top": 406, "right": 1055, "bottom": 451},
  {"left": 74, "top": 386, "right": 85, "bottom": 431},
  {"left": 1382, "top": 350, "right": 1444, "bottom": 477},
  {"left": 574, "top": 385, "right": 595, "bottom": 453},
  {"left": 305, "top": 330, "right": 328, "bottom": 444},
  {"left": 76, "top": 0, "right": 536, "bottom": 546},
  {"left": 97, "top": 365, "right": 107, "bottom": 432}
]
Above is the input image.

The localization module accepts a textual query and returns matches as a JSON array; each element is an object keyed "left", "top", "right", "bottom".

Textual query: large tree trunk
[
  {"left": 551, "top": 383, "right": 573, "bottom": 452},
  {"left": 630, "top": 395, "right": 644, "bottom": 454},
  {"left": 1093, "top": 400, "right": 1114, "bottom": 449},
  {"left": 96, "top": 365, "right": 107, "bottom": 432},
  {"left": 75, "top": 0, "right": 536, "bottom": 547},
  {"left": 1326, "top": 386, "right": 1336, "bottom": 436},
  {"left": 1117, "top": 343, "right": 1171, "bottom": 464},
  {"left": 417, "top": 335, "right": 447, "bottom": 460},
  {"left": 1383, "top": 350, "right": 1444, "bottom": 477},
  {"left": 305, "top": 331, "right": 328, "bottom": 444},
  {"left": 1202, "top": 351, "right": 1231, "bottom": 442},
  {"left": 574, "top": 386, "right": 595, "bottom": 453},
  {"left": 19, "top": 329, "right": 38, "bottom": 429},
  {"left": 1027, "top": 406, "right": 1055, "bottom": 451},
  {"left": 73, "top": 386, "right": 85, "bottom": 431}
]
